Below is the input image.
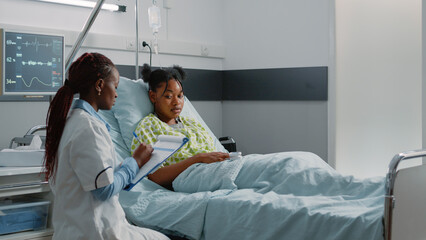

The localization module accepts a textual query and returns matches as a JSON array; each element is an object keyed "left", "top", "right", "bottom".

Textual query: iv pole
[
  {"left": 135, "top": 0, "right": 140, "bottom": 79},
  {"left": 64, "top": 0, "right": 140, "bottom": 80},
  {"left": 65, "top": 0, "right": 106, "bottom": 73}
]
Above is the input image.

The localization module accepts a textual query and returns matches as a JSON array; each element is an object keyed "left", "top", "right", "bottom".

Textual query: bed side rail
[
  {"left": 9, "top": 125, "right": 47, "bottom": 149},
  {"left": 384, "top": 149, "right": 426, "bottom": 240}
]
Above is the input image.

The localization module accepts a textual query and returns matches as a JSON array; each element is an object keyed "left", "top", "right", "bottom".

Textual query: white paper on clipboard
[{"left": 126, "top": 135, "right": 189, "bottom": 190}]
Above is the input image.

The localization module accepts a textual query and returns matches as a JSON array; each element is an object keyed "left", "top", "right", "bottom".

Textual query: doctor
[{"left": 44, "top": 52, "right": 169, "bottom": 240}]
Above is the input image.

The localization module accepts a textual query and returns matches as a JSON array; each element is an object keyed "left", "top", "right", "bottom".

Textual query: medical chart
[{"left": 125, "top": 135, "right": 188, "bottom": 190}]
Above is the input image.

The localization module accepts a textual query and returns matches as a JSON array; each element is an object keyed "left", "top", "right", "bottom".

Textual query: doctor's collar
[{"left": 72, "top": 99, "right": 111, "bottom": 132}]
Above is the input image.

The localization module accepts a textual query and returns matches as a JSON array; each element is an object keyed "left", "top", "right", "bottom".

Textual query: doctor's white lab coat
[{"left": 50, "top": 108, "right": 168, "bottom": 240}]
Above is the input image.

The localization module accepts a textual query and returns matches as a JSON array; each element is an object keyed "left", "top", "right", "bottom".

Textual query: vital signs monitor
[{"left": 0, "top": 28, "right": 64, "bottom": 96}]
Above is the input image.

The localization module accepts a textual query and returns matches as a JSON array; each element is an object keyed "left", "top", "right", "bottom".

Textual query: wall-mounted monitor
[{"left": 0, "top": 28, "right": 64, "bottom": 97}]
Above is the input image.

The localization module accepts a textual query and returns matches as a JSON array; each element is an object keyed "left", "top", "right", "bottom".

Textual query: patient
[
  {"left": 132, "top": 64, "right": 383, "bottom": 194},
  {"left": 131, "top": 64, "right": 229, "bottom": 189}
]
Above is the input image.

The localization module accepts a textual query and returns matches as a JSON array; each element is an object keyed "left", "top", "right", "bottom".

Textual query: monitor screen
[{"left": 1, "top": 29, "right": 64, "bottom": 95}]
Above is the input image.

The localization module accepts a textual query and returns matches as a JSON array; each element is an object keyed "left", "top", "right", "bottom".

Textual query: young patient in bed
[{"left": 131, "top": 64, "right": 229, "bottom": 189}]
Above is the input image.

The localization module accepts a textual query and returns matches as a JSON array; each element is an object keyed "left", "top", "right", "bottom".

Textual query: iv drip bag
[{"left": 148, "top": 5, "right": 161, "bottom": 32}]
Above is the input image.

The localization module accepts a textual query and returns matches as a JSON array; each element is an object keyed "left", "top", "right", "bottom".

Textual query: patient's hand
[
  {"left": 133, "top": 143, "right": 153, "bottom": 168},
  {"left": 193, "top": 152, "right": 230, "bottom": 164},
  {"left": 147, "top": 152, "right": 229, "bottom": 190}
]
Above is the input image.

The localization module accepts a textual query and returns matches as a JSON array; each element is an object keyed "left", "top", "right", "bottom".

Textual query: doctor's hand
[
  {"left": 192, "top": 152, "right": 229, "bottom": 164},
  {"left": 132, "top": 143, "right": 153, "bottom": 168}
]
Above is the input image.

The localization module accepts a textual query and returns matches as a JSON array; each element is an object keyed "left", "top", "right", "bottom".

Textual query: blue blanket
[{"left": 119, "top": 152, "right": 385, "bottom": 240}]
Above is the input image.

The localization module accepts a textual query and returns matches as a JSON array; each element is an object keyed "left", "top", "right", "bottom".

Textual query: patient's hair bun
[
  {"left": 141, "top": 63, "right": 152, "bottom": 83},
  {"left": 171, "top": 65, "right": 186, "bottom": 82},
  {"left": 140, "top": 63, "right": 186, "bottom": 92}
]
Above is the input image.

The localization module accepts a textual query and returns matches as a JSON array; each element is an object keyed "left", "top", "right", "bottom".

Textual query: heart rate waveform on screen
[
  {"left": 6, "top": 76, "right": 55, "bottom": 88},
  {"left": 9, "top": 35, "right": 53, "bottom": 52},
  {"left": 21, "top": 60, "right": 54, "bottom": 67}
]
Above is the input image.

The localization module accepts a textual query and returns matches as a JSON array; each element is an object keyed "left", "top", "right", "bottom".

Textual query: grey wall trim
[
  {"left": 115, "top": 65, "right": 138, "bottom": 81},
  {"left": 222, "top": 67, "right": 328, "bottom": 101},
  {"left": 116, "top": 65, "right": 327, "bottom": 101},
  {"left": 0, "top": 65, "right": 327, "bottom": 101},
  {"left": 181, "top": 69, "right": 223, "bottom": 101}
]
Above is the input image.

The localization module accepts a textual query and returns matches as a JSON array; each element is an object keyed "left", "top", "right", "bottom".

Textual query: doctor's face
[
  {"left": 98, "top": 68, "right": 119, "bottom": 110},
  {"left": 150, "top": 79, "right": 184, "bottom": 125}
]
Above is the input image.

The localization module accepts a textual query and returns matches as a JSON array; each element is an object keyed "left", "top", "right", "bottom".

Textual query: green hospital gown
[{"left": 131, "top": 113, "right": 216, "bottom": 166}]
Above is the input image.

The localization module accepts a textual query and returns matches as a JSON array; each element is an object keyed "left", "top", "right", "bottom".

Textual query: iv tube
[{"left": 148, "top": 2, "right": 161, "bottom": 54}]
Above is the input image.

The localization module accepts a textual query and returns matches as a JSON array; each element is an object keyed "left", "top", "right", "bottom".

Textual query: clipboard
[{"left": 124, "top": 135, "right": 189, "bottom": 190}]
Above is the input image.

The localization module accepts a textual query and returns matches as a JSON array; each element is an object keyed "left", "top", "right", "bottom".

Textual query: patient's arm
[{"left": 148, "top": 152, "right": 229, "bottom": 190}]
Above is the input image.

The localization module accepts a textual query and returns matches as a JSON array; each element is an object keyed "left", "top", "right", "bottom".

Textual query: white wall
[
  {"left": 334, "top": 0, "right": 422, "bottom": 178},
  {"left": 0, "top": 102, "right": 49, "bottom": 148},
  {"left": 423, "top": 0, "right": 426, "bottom": 155},
  {"left": 0, "top": 0, "right": 225, "bottom": 148},
  {"left": 221, "top": 0, "right": 330, "bottom": 160},
  {"left": 222, "top": 101, "right": 328, "bottom": 158},
  {"left": 223, "top": 0, "right": 329, "bottom": 70},
  {"left": 191, "top": 101, "right": 222, "bottom": 140},
  {"left": 0, "top": 0, "right": 224, "bottom": 47}
]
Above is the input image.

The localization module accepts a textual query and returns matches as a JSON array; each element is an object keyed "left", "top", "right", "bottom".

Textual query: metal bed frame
[
  {"left": 384, "top": 150, "right": 426, "bottom": 240},
  {"left": 9, "top": 125, "right": 46, "bottom": 148}
]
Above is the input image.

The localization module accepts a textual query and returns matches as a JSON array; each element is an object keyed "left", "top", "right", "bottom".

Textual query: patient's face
[{"left": 150, "top": 79, "right": 184, "bottom": 125}]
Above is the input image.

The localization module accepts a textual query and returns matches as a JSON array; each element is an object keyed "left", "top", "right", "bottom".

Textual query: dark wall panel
[
  {"left": 114, "top": 65, "right": 328, "bottom": 101},
  {"left": 116, "top": 65, "right": 137, "bottom": 80},
  {"left": 183, "top": 69, "right": 223, "bottom": 101},
  {"left": 222, "top": 67, "right": 328, "bottom": 101}
]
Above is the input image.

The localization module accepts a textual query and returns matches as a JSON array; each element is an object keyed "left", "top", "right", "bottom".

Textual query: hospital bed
[
  {"left": 96, "top": 76, "right": 426, "bottom": 240},
  {"left": 52, "top": 2, "right": 424, "bottom": 238}
]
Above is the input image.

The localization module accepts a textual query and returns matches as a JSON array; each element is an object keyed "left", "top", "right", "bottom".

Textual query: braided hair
[
  {"left": 44, "top": 52, "right": 116, "bottom": 181},
  {"left": 141, "top": 63, "right": 186, "bottom": 95}
]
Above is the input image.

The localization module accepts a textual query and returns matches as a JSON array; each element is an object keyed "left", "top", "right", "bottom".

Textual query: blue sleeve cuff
[
  {"left": 122, "top": 157, "right": 139, "bottom": 177},
  {"left": 91, "top": 157, "right": 139, "bottom": 201}
]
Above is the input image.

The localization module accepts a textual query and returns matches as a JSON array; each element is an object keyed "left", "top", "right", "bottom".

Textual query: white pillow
[
  {"left": 112, "top": 77, "right": 153, "bottom": 151},
  {"left": 111, "top": 76, "right": 226, "bottom": 157},
  {"left": 98, "top": 109, "right": 129, "bottom": 163}
]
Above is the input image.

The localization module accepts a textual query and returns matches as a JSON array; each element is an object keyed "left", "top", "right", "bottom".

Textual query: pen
[
  {"left": 133, "top": 132, "right": 159, "bottom": 151},
  {"left": 133, "top": 132, "right": 143, "bottom": 145}
]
